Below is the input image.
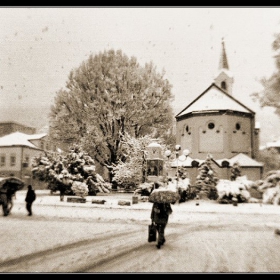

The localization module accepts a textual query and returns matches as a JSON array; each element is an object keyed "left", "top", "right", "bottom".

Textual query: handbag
[{"left": 148, "top": 221, "right": 157, "bottom": 242}]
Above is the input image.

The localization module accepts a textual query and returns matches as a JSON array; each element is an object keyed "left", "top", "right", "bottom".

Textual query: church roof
[{"left": 176, "top": 83, "right": 254, "bottom": 118}]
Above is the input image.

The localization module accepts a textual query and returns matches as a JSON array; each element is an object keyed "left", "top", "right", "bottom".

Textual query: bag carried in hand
[{"left": 148, "top": 222, "right": 157, "bottom": 242}]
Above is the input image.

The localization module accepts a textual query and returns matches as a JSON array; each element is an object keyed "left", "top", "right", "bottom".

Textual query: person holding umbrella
[{"left": 150, "top": 182, "right": 173, "bottom": 249}]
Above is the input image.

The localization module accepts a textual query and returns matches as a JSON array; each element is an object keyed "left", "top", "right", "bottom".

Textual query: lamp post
[{"left": 164, "top": 145, "right": 190, "bottom": 190}]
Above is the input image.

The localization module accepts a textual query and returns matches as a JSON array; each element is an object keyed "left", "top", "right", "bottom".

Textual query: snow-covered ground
[{"left": 1, "top": 190, "right": 280, "bottom": 273}]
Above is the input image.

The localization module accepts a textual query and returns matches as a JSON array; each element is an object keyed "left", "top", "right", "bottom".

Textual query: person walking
[
  {"left": 0, "top": 189, "right": 9, "bottom": 216},
  {"left": 150, "top": 201, "right": 173, "bottom": 249},
  {"left": 25, "top": 185, "right": 36, "bottom": 216},
  {"left": 0, "top": 181, "right": 15, "bottom": 216}
]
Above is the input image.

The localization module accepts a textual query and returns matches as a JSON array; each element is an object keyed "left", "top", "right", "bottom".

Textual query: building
[
  {"left": 171, "top": 40, "right": 263, "bottom": 183},
  {"left": 0, "top": 131, "right": 57, "bottom": 185},
  {"left": 260, "top": 139, "right": 280, "bottom": 153},
  {"left": 0, "top": 121, "right": 36, "bottom": 137}
]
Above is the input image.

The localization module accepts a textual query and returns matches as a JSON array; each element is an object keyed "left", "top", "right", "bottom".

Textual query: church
[{"left": 172, "top": 40, "right": 263, "bottom": 183}]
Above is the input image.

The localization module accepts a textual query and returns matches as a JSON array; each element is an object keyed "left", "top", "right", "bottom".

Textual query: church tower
[{"left": 214, "top": 39, "right": 234, "bottom": 95}]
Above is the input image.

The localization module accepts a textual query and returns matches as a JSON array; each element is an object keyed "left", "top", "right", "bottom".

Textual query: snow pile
[{"left": 216, "top": 177, "right": 257, "bottom": 204}]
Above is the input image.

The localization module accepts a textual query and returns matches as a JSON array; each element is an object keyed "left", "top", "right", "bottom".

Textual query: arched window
[
  {"left": 191, "top": 160, "right": 199, "bottom": 168},
  {"left": 221, "top": 160, "right": 230, "bottom": 168},
  {"left": 221, "top": 81, "right": 227, "bottom": 90},
  {"left": 235, "top": 123, "right": 241, "bottom": 130}
]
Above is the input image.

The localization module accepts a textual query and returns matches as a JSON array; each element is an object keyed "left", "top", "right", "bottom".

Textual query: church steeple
[
  {"left": 214, "top": 38, "right": 234, "bottom": 95},
  {"left": 219, "top": 38, "right": 229, "bottom": 70}
]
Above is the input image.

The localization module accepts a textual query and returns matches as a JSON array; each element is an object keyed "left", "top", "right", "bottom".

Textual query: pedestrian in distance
[
  {"left": 25, "top": 185, "right": 36, "bottom": 216},
  {"left": 0, "top": 188, "right": 9, "bottom": 216},
  {"left": 0, "top": 181, "right": 15, "bottom": 216},
  {"left": 150, "top": 182, "right": 173, "bottom": 249},
  {"left": 6, "top": 188, "right": 15, "bottom": 214}
]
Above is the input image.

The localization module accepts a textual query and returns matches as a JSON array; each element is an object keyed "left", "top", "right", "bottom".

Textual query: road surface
[{"left": 1, "top": 204, "right": 280, "bottom": 273}]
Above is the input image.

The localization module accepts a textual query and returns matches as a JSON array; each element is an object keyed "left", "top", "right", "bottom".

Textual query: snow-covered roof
[
  {"left": 265, "top": 140, "right": 280, "bottom": 148},
  {"left": 147, "top": 142, "right": 162, "bottom": 148},
  {"left": 176, "top": 83, "right": 254, "bottom": 118},
  {"left": 170, "top": 153, "right": 263, "bottom": 168},
  {"left": 27, "top": 133, "right": 47, "bottom": 140},
  {"left": 227, "top": 153, "right": 263, "bottom": 167},
  {"left": 255, "top": 121, "right": 261, "bottom": 129},
  {"left": 0, "top": 132, "right": 45, "bottom": 149}
]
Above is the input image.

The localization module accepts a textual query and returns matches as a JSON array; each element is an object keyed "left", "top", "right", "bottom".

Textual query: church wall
[
  {"left": 228, "top": 115, "right": 252, "bottom": 157},
  {"left": 168, "top": 165, "right": 262, "bottom": 185},
  {"left": 176, "top": 113, "right": 253, "bottom": 160},
  {"left": 253, "top": 128, "right": 260, "bottom": 160},
  {"left": 241, "top": 167, "right": 263, "bottom": 181}
]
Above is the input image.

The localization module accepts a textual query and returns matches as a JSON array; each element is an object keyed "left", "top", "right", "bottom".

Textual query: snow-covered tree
[
  {"left": 251, "top": 32, "right": 280, "bottom": 118},
  {"left": 195, "top": 154, "right": 219, "bottom": 200},
  {"left": 49, "top": 49, "right": 175, "bottom": 181},
  {"left": 32, "top": 144, "right": 111, "bottom": 196},
  {"left": 230, "top": 161, "right": 242, "bottom": 181},
  {"left": 112, "top": 133, "right": 166, "bottom": 191}
]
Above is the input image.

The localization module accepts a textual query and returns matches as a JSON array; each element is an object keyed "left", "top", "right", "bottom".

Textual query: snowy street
[{"left": 1, "top": 191, "right": 280, "bottom": 273}]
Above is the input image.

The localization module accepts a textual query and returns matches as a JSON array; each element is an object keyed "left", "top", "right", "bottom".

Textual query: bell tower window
[{"left": 221, "top": 81, "right": 227, "bottom": 90}]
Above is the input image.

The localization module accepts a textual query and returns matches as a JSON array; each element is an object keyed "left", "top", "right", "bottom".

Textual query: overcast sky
[{"left": 0, "top": 7, "right": 280, "bottom": 145}]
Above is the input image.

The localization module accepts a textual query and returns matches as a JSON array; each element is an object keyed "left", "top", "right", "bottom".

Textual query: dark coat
[
  {"left": 25, "top": 189, "right": 36, "bottom": 203},
  {"left": 150, "top": 202, "right": 173, "bottom": 224}
]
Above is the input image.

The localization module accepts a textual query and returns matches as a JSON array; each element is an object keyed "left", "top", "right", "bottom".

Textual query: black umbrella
[{"left": 0, "top": 177, "right": 25, "bottom": 193}]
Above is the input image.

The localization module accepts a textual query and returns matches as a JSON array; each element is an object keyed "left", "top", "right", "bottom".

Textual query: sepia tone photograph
[{"left": 1, "top": 6, "right": 280, "bottom": 273}]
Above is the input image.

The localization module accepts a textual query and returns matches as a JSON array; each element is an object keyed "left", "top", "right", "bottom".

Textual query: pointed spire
[{"left": 219, "top": 38, "right": 229, "bottom": 70}]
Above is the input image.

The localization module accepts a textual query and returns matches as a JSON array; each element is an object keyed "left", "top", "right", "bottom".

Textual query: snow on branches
[
  {"left": 32, "top": 144, "right": 111, "bottom": 196},
  {"left": 112, "top": 133, "right": 166, "bottom": 191}
]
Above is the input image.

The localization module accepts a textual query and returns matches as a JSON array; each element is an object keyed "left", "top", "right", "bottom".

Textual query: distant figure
[
  {"left": 6, "top": 188, "right": 15, "bottom": 214},
  {"left": 0, "top": 187, "right": 9, "bottom": 216},
  {"left": 59, "top": 183, "right": 66, "bottom": 201},
  {"left": 25, "top": 185, "right": 36, "bottom": 216},
  {"left": 0, "top": 182, "right": 15, "bottom": 216}
]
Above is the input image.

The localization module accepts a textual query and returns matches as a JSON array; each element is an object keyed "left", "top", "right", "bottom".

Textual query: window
[
  {"left": 208, "top": 122, "right": 215, "bottom": 129},
  {"left": 185, "top": 125, "right": 189, "bottom": 133},
  {"left": 236, "top": 123, "right": 241, "bottom": 130},
  {"left": 221, "top": 81, "right": 227, "bottom": 90},
  {"left": 10, "top": 154, "right": 16, "bottom": 167},
  {"left": 40, "top": 141, "right": 44, "bottom": 150},
  {"left": 0, "top": 154, "right": 5, "bottom": 167},
  {"left": 23, "top": 155, "right": 30, "bottom": 168}
]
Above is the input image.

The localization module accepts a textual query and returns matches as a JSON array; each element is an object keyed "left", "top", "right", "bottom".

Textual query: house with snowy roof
[
  {"left": 0, "top": 131, "right": 57, "bottom": 184},
  {"left": 260, "top": 139, "right": 280, "bottom": 153},
  {"left": 172, "top": 39, "right": 263, "bottom": 182}
]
